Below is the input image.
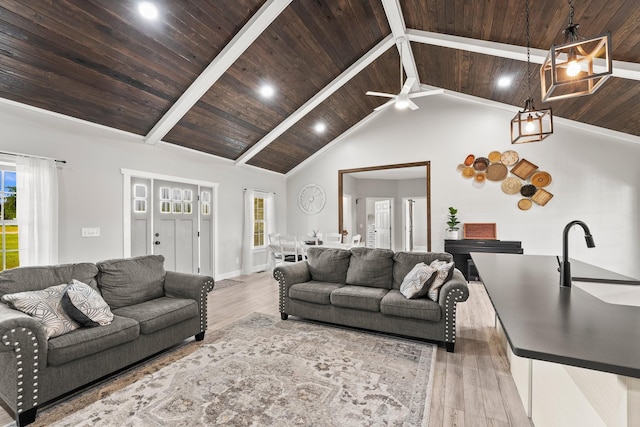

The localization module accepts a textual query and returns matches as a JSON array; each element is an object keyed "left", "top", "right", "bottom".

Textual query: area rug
[{"left": 33, "top": 313, "right": 436, "bottom": 426}]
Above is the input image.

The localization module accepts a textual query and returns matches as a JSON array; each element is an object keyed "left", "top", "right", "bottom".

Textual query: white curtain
[
  {"left": 264, "top": 193, "right": 276, "bottom": 269},
  {"left": 241, "top": 190, "right": 275, "bottom": 275},
  {"left": 265, "top": 193, "right": 275, "bottom": 239},
  {"left": 16, "top": 157, "right": 59, "bottom": 266},
  {"left": 241, "top": 189, "right": 256, "bottom": 275}
]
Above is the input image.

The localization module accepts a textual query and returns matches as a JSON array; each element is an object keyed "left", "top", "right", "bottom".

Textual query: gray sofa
[
  {"left": 0, "top": 255, "right": 214, "bottom": 426},
  {"left": 274, "top": 247, "right": 469, "bottom": 352}
]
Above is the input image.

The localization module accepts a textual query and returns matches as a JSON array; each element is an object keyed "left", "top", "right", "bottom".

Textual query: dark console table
[{"left": 444, "top": 239, "right": 523, "bottom": 281}]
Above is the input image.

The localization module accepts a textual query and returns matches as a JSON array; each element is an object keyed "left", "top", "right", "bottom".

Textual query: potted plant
[{"left": 445, "top": 207, "right": 460, "bottom": 239}]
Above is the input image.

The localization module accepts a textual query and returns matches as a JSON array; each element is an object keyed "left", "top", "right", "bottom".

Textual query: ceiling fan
[{"left": 366, "top": 37, "right": 443, "bottom": 111}]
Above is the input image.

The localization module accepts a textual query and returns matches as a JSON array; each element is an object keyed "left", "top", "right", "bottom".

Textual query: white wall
[
  {"left": 351, "top": 177, "right": 427, "bottom": 251},
  {"left": 286, "top": 94, "right": 640, "bottom": 278},
  {"left": 0, "top": 101, "right": 287, "bottom": 278}
]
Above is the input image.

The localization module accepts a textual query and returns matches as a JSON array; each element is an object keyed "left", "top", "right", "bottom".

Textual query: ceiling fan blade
[
  {"left": 399, "top": 77, "right": 417, "bottom": 95},
  {"left": 407, "top": 99, "right": 419, "bottom": 110},
  {"left": 373, "top": 99, "right": 395, "bottom": 111},
  {"left": 407, "top": 88, "right": 445, "bottom": 99},
  {"left": 366, "top": 91, "right": 396, "bottom": 98}
]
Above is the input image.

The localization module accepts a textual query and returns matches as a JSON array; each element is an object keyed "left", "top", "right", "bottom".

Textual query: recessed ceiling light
[
  {"left": 259, "top": 84, "right": 275, "bottom": 98},
  {"left": 138, "top": 2, "right": 159, "bottom": 20},
  {"left": 497, "top": 76, "right": 512, "bottom": 88},
  {"left": 314, "top": 122, "right": 326, "bottom": 133}
]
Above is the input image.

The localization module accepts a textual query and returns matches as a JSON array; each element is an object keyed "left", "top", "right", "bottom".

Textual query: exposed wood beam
[
  {"left": 407, "top": 29, "right": 640, "bottom": 81},
  {"left": 144, "top": 0, "right": 293, "bottom": 145},
  {"left": 381, "top": 0, "right": 419, "bottom": 86},
  {"left": 235, "top": 35, "right": 395, "bottom": 166}
]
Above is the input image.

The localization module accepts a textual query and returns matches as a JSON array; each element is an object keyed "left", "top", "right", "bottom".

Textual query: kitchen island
[{"left": 472, "top": 252, "right": 640, "bottom": 427}]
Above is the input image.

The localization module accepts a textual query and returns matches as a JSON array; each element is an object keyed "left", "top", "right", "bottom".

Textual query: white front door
[
  {"left": 130, "top": 177, "right": 214, "bottom": 275},
  {"left": 153, "top": 180, "right": 199, "bottom": 273},
  {"left": 374, "top": 199, "right": 391, "bottom": 249}
]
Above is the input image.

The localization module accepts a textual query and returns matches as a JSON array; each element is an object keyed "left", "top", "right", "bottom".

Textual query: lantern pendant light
[
  {"left": 511, "top": 0, "right": 553, "bottom": 144},
  {"left": 540, "top": 0, "right": 612, "bottom": 102}
]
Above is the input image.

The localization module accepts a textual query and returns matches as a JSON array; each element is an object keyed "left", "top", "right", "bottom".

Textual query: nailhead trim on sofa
[
  {"left": 274, "top": 270, "right": 286, "bottom": 314},
  {"left": 2, "top": 327, "right": 39, "bottom": 414},
  {"left": 200, "top": 279, "right": 215, "bottom": 332},
  {"left": 444, "top": 288, "right": 466, "bottom": 344}
]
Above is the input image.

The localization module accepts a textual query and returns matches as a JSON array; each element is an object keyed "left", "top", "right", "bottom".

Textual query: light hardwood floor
[{"left": 1, "top": 271, "right": 532, "bottom": 426}]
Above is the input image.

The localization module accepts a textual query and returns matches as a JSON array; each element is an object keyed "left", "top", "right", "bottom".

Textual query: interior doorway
[
  {"left": 403, "top": 197, "right": 427, "bottom": 251},
  {"left": 342, "top": 194, "right": 353, "bottom": 237},
  {"left": 366, "top": 198, "right": 392, "bottom": 249}
]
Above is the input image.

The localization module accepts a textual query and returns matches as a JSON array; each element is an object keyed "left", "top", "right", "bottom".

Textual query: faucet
[{"left": 560, "top": 220, "right": 596, "bottom": 287}]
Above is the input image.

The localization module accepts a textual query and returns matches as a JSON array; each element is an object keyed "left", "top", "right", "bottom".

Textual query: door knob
[{"left": 154, "top": 241, "right": 160, "bottom": 245}]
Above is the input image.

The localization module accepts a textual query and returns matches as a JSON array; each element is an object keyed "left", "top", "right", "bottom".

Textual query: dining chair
[
  {"left": 279, "top": 234, "right": 303, "bottom": 262},
  {"left": 268, "top": 233, "right": 284, "bottom": 265},
  {"left": 325, "top": 233, "right": 343, "bottom": 245}
]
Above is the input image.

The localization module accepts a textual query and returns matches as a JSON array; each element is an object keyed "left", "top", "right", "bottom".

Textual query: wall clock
[{"left": 298, "top": 184, "right": 326, "bottom": 215}]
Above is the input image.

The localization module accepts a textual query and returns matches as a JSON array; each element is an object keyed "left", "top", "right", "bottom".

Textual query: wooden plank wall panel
[
  {"left": 413, "top": 44, "right": 640, "bottom": 137},
  {"left": 0, "top": 0, "right": 265, "bottom": 134},
  {"left": 0, "top": 0, "right": 638, "bottom": 175},
  {"left": 248, "top": 49, "right": 399, "bottom": 174},
  {"left": 401, "top": 0, "right": 640, "bottom": 62},
  {"left": 165, "top": 0, "right": 390, "bottom": 161}
]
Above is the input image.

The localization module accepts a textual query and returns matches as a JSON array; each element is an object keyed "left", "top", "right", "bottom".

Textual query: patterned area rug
[{"left": 33, "top": 314, "right": 436, "bottom": 426}]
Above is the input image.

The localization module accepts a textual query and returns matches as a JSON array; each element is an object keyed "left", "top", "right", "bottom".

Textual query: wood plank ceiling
[{"left": 0, "top": 0, "right": 638, "bottom": 174}]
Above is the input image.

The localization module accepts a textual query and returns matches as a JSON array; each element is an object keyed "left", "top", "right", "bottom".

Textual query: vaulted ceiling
[{"left": 1, "top": 0, "right": 639, "bottom": 174}]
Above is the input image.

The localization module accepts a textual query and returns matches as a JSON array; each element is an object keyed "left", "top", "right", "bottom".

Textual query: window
[
  {"left": 133, "top": 184, "right": 147, "bottom": 213},
  {"left": 0, "top": 167, "right": 18, "bottom": 271},
  {"left": 201, "top": 191, "right": 211, "bottom": 215},
  {"left": 253, "top": 196, "right": 265, "bottom": 247}
]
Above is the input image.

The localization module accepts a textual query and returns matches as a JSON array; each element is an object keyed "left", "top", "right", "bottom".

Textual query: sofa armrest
[
  {"left": 437, "top": 268, "right": 469, "bottom": 344},
  {"left": 273, "top": 262, "right": 312, "bottom": 314},
  {"left": 0, "top": 303, "right": 47, "bottom": 416},
  {"left": 164, "top": 271, "right": 214, "bottom": 334}
]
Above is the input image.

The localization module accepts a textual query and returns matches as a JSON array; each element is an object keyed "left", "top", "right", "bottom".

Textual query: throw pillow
[
  {"left": 96, "top": 255, "right": 166, "bottom": 309},
  {"left": 400, "top": 262, "right": 438, "bottom": 299},
  {"left": 1, "top": 284, "right": 80, "bottom": 338},
  {"left": 427, "top": 260, "right": 455, "bottom": 302},
  {"left": 61, "top": 279, "right": 114, "bottom": 327},
  {"left": 346, "top": 247, "right": 395, "bottom": 289},
  {"left": 391, "top": 251, "right": 454, "bottom": 290},
  {"left": 306, "top": 248, "right": 351, "bottom": 284},
  {"left": 0, "top": 263, "right": 99, "bottom": 297}
]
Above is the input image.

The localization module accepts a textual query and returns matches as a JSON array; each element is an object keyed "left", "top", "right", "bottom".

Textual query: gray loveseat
[
  {"left": 0, "top": 255, "right": 214, "bottom": 426},
  {"left": 274, "top": 247, "right": 469, "bottom": 352}
]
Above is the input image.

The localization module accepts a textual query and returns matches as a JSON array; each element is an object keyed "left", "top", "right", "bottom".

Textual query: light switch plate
[{"left": 81, "top": 227, "right": 100, "bottom": 237}]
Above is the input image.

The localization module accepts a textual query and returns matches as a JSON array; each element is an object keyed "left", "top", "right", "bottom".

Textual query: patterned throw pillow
[
  {"left": 400, "top": 262, "right": 438, "bottom": 299},
  {"left": 61, "top": 279, "right": 114, "bottom": 327},
  {"left": 1, "top": 284, "right": 80, "bottom": 338},
  {"left": 427, "top": 260, "right": 455, "bottom": 302}
]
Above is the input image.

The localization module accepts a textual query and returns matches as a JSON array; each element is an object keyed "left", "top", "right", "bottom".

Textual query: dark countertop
[{"left": 471, "top": 252, "right": 640, "bottom": 378}]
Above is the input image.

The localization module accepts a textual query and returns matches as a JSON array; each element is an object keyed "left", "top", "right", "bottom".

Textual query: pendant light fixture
[
  {"left": 511, "top": 0, "right": 553, "bottom": 144},
  {"left": 540, "top": 0, "right": 612, "bottom": 102}
]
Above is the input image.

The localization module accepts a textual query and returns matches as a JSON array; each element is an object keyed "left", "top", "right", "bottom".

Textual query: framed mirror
[{"left": 338, "top": 161, "right": 431, "bottom": 252}]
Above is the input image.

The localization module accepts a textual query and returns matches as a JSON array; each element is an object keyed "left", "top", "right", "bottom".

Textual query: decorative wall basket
[{"left": 457, "top": 150, "right": 554, "bottom": 210}]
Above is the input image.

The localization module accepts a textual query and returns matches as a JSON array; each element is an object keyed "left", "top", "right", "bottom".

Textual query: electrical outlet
[
  {"left": 236, "top": 257, "right": 240, "bottom": 265},
  {"left": 81, "top": 227, "right": 101, "bottom": 237}
]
